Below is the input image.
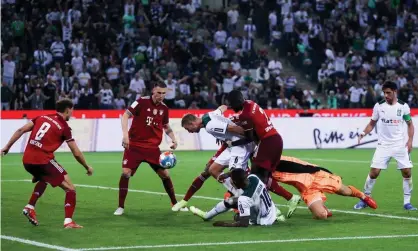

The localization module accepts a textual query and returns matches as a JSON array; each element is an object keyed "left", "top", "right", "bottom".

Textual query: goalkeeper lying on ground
[{"left": 190, "top": 156, "right": 378, "bottom": 226}]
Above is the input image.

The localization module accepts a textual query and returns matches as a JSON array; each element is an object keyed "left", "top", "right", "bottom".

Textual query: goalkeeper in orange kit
[{"left": 273, "top": 156, "right": 378, "bottom": 219}]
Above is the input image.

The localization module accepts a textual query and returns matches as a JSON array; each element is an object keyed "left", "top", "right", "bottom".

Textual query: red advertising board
[{"left": 2, "top": 109, "right": 417, "bottom": 119}]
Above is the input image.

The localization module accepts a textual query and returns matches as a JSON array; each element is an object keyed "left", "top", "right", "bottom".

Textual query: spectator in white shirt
[
  {"left": 364, "top": 34, "right": 376, "bottom": 61},
  {"left": 77, "top": 66, "right": 91, "bottom": 87},
  {"left": 225, "top": 33, "right": 241, "bottom": 54},
  {"left": 70, "top": 38, "right": 84, "bottom": 57},
  {"left": 86, "top": 55, "right": 100, "bottom": 74},
  {"left": 334, "top": 52, "right": 347, "bottom": 76},
  {"left": 213, "top": 44, "right": 224, "bottom": 61},
  {"left": 401, "top": 48, "right": 416, "bottom": 68},
  {"left": 122, "top": 53, "right": 136, "bottom": 83},
  {"left": 97, "top": 82, "right": 114, "bottom": 109},
  {"left": 2, "top": 54, "right": 15, "bottom": 87},
  {"left": 227, "top": 6, "right": 239, "bottom": 32},
  {"left": 268, "top": 57, "right": 283, "bottom": 76},
  {"left": 71, "top": 51, "right": 84, "bottom": 75},
  {"left": 214, "top": 24, "right": 227, "bottom": 45},
  {"left": 34, "top": 44, "right": 51, "bottom": 72},
  {"left": 106, "top": 61, "right": 120, "bottom": 83},
  {"left": 243, "top": 18, "right": 256, "bottom": 38},
  {"left": 256, "top": 62, "right": 270, "bottom": 84},
  {"left": 231, "top": 56, "right": 242, "bottom": 72},
  {"left": 127, "top": 73, "right": 146, "bottom": 103},
  {"left": 50, "top": 36, "right": 66, "bottom": 64},
  {"left": 268, "top": 10, "right": 277, "bottom": 31},
  {"left": 349, "top": 83, "right": 365, "bottom": 108},
  {"left": 282, "top": 14, "right": 294, "bottom": 40}
]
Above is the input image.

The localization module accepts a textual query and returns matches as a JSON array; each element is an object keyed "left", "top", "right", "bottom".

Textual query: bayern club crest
[{"left": 153, "top": 109, "right": 157, "bottom": 115}]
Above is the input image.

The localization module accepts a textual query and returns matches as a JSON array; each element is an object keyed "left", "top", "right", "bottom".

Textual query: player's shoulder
[{"left": 242, "top": 174, "right": 260, "bottom": 197}]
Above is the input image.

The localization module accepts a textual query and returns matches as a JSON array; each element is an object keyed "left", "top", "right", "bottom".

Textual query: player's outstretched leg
[
  {"left": 172, "top": 171, "right": 211, "bottom": 212},
  {"left": 60, "top": 175, "right": 82, "bottom": 228},
  {"left": 338, "top": 184, "right": 377, "bottom": 209},
  {"left": 23, "top": 181, "right": 48, "bottom": 226},
  {"left": 401, "top": 168, "right": 416, "bottom": 210},
  {"left": 155, "top": 168, "right": 189, "bottom": 212},
  {"left": 354, "top": 168, "right": 380, "bottom": 210},
  {"left": 309, "top": 200, "right": 329, "bottom": 220},
  {"left": 191, "top": 198, "right": 236, "bottom": 221},
  {"left": 114, "top": 169, "right": 132, "bottom": 216}
]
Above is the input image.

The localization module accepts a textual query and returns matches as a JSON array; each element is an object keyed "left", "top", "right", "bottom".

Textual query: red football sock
[
  {"left": 118, "top": 176, "right": 130, "bottom": 208},
  {"left": 184, "top": 173, "right": 210, "bottom": 201},
  {"left": 162, "top": 177, "right": 177, "bottom": 205},
  {"left": 28, "top": 181, "right": 47, "bottom": 207},
  {"left": 64, "top": 190, "right": 76, "bottom": 219},
  {"left": 269, "top": 180, "right": 293, "bottom": 201}
]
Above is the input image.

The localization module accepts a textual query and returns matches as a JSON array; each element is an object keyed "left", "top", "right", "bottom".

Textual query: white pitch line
[
  {"left": 78, "top": 234, "right": 418, "bottom": 250},
  {"left": 2, "top": 179, "right": 418, "bottom": 222},
  {"left": 2, "top": 157, "right": 416, "bottom": 166},
  {"left": 1, "top": 235, "right": 77, "bottom": 251}
]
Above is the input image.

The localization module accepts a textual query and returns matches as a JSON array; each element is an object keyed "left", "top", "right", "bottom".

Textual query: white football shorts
[{"left": 371, "top": 145, "right": 413, "bottom": 169}]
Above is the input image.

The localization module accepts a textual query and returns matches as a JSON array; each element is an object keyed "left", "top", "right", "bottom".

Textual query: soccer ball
[{"left": 159, "top": 151, "right": 177, "bottom": 169}]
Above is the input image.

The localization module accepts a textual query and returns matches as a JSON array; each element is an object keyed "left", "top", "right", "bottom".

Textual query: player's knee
[
  {"left": 121, "top": 173, "right": 131, "bottom": 179},
  {"left": 369, "top": 170, "right": 380, "bottom": 179},
  {"left": 224, "top": 197, "right": 238, "bottom": 209},
  {"left": 158, "top": 169, "right": 170, "bottom": 179},
  {"left": 208, "top": 164, "right": 222, "bottom": 177},
  {"left": 401, "top": 169, "right": 412, "bottom": 178},
  {"left": 122, "top": 168, "right": 132, "bottom": 178},
  {"left": 201, "top": 171, "right": 211, "bottom": 179}
]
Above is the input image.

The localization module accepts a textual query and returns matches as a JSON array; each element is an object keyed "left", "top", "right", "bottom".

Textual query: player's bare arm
[
  {"left": 164, "top": 124, "right": 178, "bottom": 150},
  {"left": 121, "top": 110, "right": 133, "bottom": 149},
  {"left": 359, "top": 119, "right": 377, "bottom": 144},
  {"left": 406, "top": 119, "right": 414, "bottom": 153},
  {"left": 213, "top": 215, "right": 250, "bottom": 227},
  {"left": 67, "top": 141, "right": 94, "bottom": 176},
  {"left": 217, "top": 105, "right": 228, "bottom": 114},
  {"left": 1, "top": 121, "right": 34, "bottom": 155}
]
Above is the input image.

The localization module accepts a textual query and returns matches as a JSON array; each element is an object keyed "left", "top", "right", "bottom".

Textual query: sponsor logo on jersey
[
  {"left": 381, "top": 118, "right": 402, "bottom": 124},
  {"left": 397, "top": 109, "right": 401, "bottom": 116},
  {"left": 214, "top": 128, "right": 224, "bottom": 133},
  {"left": 29, "top": 140, "right": 43, "bottom": 148}
]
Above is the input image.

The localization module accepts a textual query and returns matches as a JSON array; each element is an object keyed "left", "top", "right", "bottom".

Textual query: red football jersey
[
  {"left": 23, "top": 114, "right": 73, "bottom": 164},
  {"left": 127, "top": 96, "right": 169, "bottom": 149},
  {"left": 237, "top": 100, "right": 278, "bottom": 140}
]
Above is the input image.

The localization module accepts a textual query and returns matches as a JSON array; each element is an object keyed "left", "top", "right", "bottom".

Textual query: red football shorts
[
  {"left": 252, "top": 134, "right": 283, "bottom": 172},
  {"left": 24, "top": 159, "right": 67, "bottom": 187},
  {"left": 122, "top": 146, "right": 161, "bottom": 175}
]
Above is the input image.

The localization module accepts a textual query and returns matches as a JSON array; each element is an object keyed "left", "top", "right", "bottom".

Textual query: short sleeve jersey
[
  {"left": 238, "top": 174, "right": 277, "bottom": 225},
  {"left": 23, "top": 114, "right": 73, "bottom": 164},
  {"left": 371, "top": 100, "right": 411, "bottom": 146},
  {"left": 237, "top": 100, "right": 278, "bottom": 140},
  {"left": 127, "top": 96, "right": 169, "bottom": 149},
  {"left": 202, "top": 109, "right": 243, "bottom": 142}
]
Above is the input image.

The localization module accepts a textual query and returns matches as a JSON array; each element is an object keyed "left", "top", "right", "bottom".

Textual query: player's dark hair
[
  {"left": 154, "top": 82, "right": 167, "bottom": 89},
  {"left": 227, "top": 90, "right": 245, "bottom": 112},
  {"left": 230, "top": 168, "right": 247, "bottom": 188},
  {"left": 181, "top": 114, "right": 198, "bottom": 127},
  {"left": 382, "top": 81, "right": 398, "bottom": 91},
  {"left": 56, "top": 99, "right": 74, "bottom": 113}
]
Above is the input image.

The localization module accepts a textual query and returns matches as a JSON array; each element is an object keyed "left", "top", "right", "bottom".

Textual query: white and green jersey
[
  {"left": 202, "top": 110, "right": 243, "bottom": 142},
  {"left": 237, "top": 174, "right": 277, "bottom": 226},
  {"left": 372, "top": 100, "right": 411, "bottom": 147}
]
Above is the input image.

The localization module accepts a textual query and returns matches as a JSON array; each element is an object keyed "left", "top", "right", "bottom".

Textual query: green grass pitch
[{"left": 1, "top": 149, "right": 418, "bottom": 250}]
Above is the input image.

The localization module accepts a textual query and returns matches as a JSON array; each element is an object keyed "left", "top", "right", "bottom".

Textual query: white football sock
[
  {"left": 25, "top": 204, "right": 35, "bottom": 210},
  {"left": 205, "top": 201, "right": 229, "bottom": 220},
  {"left": 364, "top": 175, "right": 376, "bottom": 196},
  {"left": 403, "top": 178, "right": 413, "bottom": 205},
  {"left": 64, "top": 218, "right": 72, "bottom": 225}
]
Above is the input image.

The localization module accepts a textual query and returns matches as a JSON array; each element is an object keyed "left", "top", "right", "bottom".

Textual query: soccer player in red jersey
[
  {"left": 227, "top": 90, "right": 301, "bottom": 217},
  {"left": 114, "top": 82, "right": 183, "bottom": 216},
  {"left": 1, "top": 99, "right": 94, "bottom": 228}
]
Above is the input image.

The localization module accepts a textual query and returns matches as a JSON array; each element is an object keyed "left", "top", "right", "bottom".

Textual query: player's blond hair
[{"left": 181, "top": 114, "right": 198, "bottom": 127}]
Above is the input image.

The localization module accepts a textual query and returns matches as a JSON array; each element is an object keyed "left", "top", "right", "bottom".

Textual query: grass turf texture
[{"left": 1, "top": 149, "right": 417, "bottom": 250}]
